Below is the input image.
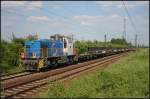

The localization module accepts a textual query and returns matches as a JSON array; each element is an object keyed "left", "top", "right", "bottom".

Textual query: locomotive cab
[
  {"left": 63, "top": 36, "right": 73, "bottom": 56},
  {"left": 50, "top": 34, "right": 74, "bottom": 56}
]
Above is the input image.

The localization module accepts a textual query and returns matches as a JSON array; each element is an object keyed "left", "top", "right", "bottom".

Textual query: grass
[
  {"left": 2, "top": 64, "right": 25, "bottom": 75},
  {"left": 6, "top": 65, "right": 25, "bottom": 74},
  {"left": 38, "top": 48, "right": 149, "bottom": 98}
]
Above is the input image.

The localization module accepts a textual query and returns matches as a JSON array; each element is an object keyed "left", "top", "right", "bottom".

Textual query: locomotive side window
[{"left": 64, "top": 39, "right": 67, "bottom": 48}]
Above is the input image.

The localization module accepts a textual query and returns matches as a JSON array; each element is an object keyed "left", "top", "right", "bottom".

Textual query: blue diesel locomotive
[{"left": 19, "top": 34, "right": 78, "bottom": 71}]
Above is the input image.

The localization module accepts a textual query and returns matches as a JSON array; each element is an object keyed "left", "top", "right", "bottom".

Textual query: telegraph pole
[
  {"left": 104, "top": 34, "right": 107, "bottom": 43},
  {"left": 72, "top": 33, "right": 74, "bottom": 42},
  {"left": 104, "top": 34, "right": 107, "bottom": 47},
  {"left": 135, "top": 34, "right": 138, "bottom": 47},
  {"left": 123, "top": 18, "right": 126, "bottom": 40}
]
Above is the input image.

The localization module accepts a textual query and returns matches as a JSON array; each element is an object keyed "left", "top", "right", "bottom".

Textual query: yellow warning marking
[{"left": 39, "top": 58, "right": 44, "bottom": 68}]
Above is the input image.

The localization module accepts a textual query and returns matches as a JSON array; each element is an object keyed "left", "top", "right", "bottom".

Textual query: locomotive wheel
[{"left": 52, "top": 60, "right": 58, "bottom": 67}]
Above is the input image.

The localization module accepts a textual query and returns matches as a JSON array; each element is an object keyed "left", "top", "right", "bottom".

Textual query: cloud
[
  {"left": 73, "top": 15, "right": 99, "bottom": 26},
  {"left": 96, "top": 1, "right": 149, "bottom": 9},
  {"left": 53, "top": 6, "right": 61, "bottom": 10},
  {"left": 96, "top": 1, "right": 120, "bottom": 7},
  {"left": 120, "top": 1, "right": 149, "bottom": 9},
  {"left": 1, "top": 1, "right": 43, "bottom": 10},
  {"left": 72, "top": 14, "right": 124, "bottom": 27},
  {"left": 26, "top": 1, "right": 43, "bottom": 10},
  {"left": 26, "top": 16, "right": 50, "bottom": 22},
  {"left": 1, "top": 1, "right": 27, "bottom": 8}
]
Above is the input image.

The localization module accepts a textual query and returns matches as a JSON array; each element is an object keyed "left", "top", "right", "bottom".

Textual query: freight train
[{"left": 19, "top": 34, "right": 134, "bottom": 71}]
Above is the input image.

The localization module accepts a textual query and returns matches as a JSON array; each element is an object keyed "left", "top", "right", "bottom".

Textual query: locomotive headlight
[
  {"left": 21, "top": 52, "right": 25, "bottom": 58},
  {"left": 63, "top": 48, "right": 67, "bottom": 53}
]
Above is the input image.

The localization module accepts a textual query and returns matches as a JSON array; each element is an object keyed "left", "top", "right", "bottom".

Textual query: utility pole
[
  {"left": 123, "top": 18, "right": 126, "bottom": 40},
  {"left": 71, "top": 33, "right": 74, "bottom": 42},
  {"left": 104, "top": 34, "right": 107, "bottom": 43},
  {"left": 135, "top": 34, "right": 138, "bottom": 47},
  {"left": 104, "top": 34, "right": 107, "bottom": 47}
]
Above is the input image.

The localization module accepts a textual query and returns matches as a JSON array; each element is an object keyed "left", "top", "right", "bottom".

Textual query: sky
[{"left": 1, "top": 1, "right": 149, "bottom": 46}]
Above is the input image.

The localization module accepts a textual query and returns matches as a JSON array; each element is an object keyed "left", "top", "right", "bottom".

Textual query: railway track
[
  {"left": 1, "top": 71, "right": 33, "bottom": 81},
  {"left": 1, "top": 52, "right": 130, "bottom": 98}
]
